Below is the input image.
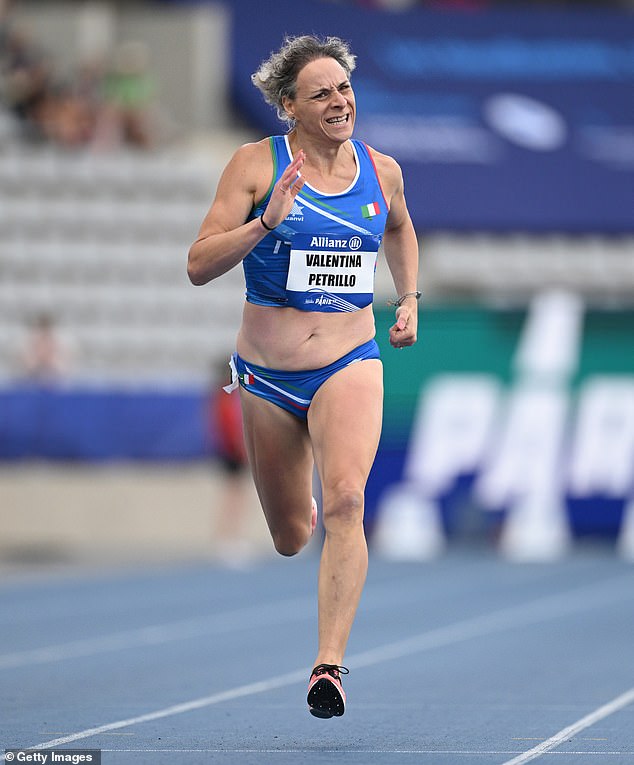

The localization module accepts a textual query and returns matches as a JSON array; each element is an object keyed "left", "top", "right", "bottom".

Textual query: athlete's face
[{"left": 284, "top": 57, "right": 355, "bottom": 142}]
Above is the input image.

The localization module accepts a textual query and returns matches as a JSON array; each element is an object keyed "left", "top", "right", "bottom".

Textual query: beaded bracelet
[{"left": 388, "top": 290, "right": 422, "bottom": 307}]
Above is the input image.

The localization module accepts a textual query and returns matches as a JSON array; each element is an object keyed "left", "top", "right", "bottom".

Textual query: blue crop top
[{"left": 243, "top": 135, "right": 389, "bottom": 313}]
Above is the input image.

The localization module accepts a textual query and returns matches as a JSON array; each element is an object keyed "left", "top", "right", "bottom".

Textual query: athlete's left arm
[{"left": 374, "top": 151, "right": 420, "bottom": 349}]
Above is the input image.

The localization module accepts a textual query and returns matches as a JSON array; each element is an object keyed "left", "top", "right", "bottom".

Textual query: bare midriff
[{"left": 236, "top": 302, "right": 376, "bottom": 370}]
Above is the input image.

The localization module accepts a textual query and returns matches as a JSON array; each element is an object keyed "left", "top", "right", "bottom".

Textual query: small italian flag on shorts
[
  {"left": 240, "top": 372, "right": 254, "bottom": 385},
  {"left": 361, "top": 201, "right": 381, "bottom": 219}
]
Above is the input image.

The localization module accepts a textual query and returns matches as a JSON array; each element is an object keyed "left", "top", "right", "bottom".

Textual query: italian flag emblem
[
  {"left": 240, "top": 372, "right": 254, "bottom": 385},
  {"left": 361, "top": 201, "right": 380, "bottom": 219}
]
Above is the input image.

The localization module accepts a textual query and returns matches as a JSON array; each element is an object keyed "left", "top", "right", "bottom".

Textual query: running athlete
[{"left": 188, "top": 34, "right": 420, "bottom": 718}]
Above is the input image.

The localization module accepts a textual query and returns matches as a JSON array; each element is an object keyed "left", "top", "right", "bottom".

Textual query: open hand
[{"left": 263, "top": 151, "right": 306, "bottom": 228}]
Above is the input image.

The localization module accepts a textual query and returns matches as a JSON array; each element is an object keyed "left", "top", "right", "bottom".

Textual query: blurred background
[{"left": 1, "top": 0, "right": 633, "bottom": 570}]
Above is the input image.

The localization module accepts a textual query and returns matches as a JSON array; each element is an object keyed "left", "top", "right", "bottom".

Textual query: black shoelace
[{"left": 311, "top": 663, "right": 350, "bottom": 681}]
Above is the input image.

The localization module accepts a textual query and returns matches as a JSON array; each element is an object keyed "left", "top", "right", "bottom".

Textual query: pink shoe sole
[{"left": 307, "top": 664, "right": 348, "bottom": 718}]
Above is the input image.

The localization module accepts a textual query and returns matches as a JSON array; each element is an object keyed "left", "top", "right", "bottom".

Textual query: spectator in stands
[
  {"left": 18, "top": 313, "right": 74, "bottom": 384},
  {"left": 1, "top": 3, "right": 162, "bottom": 151},
  {"left": 188, "top": 34, "right": 419, "bottom": 719},
  {"left": 0, "top": 7, "right": 96, "bottom": 148},
  {"left": 0, "top": 19, "right": 53, "bottom": 141},
  {"left": 35, "top": 80, "right": 97, "bottom": 147},
  {"left": 99, "top": 40, "right": 158, "bottom": 149}
]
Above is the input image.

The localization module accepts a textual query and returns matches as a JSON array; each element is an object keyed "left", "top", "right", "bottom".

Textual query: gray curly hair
[{"left": 251, "top": 35, "right": 356, "bottom": 126}]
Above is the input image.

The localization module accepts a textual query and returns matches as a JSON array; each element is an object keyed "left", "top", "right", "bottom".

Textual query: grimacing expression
[{"left": 283, "top": 57, "right": 355, "bottom": 141}]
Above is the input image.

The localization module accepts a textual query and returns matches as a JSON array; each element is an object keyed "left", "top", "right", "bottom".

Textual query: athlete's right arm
[
  {"left": 187, "top": 142, "right": 305, "bottom": 286},
  {"left": 187, "top": 142, "right": 268, "bottom": 286}
]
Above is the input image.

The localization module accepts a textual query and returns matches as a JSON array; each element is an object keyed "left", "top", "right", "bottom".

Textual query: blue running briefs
[{"left": 227, "top": 339, "right": 380, "bottom": 420}]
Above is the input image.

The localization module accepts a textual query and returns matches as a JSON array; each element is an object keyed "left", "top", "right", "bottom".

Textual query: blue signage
[{"left": 228, "top": 1, "right": 634, "bottom": 232}]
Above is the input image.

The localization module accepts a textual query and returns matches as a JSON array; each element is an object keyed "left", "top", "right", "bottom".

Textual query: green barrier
[
  {"left": 368, "top": 303, "right": 634, "bottom": 541},
  {"left": 375, "top": 304, "right": 524, "bottom": 442},
  {"left": 376, "top": 303, "right": 634, "bottom": 440}
]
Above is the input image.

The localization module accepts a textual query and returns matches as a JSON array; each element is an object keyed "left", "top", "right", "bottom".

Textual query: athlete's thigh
[
  {"left": 239, "top": 387, "right": 314, "bottom": 523},
  {"left": 308, "top": 359, "right": 383, "bottom": 492}
]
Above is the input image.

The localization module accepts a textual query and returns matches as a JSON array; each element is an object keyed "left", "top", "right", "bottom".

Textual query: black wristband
[{"left": 259, "top": 214, "right": 275, "bottom": 232}]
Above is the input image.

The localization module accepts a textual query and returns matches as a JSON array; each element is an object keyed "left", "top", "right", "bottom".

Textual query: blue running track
[{"left": 1, "top": 547, "right": 633, "bottom": 764}]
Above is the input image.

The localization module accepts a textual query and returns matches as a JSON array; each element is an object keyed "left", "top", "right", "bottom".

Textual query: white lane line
[
  {"left": 0, "top": 596, "right": 312, "bottom": 670},
  {"left": 501, "top": 686, "right": 634, "bottom": 765},
  {"left": 0, "top": 576, "right": 417, "bottom": 670},
  {"left": 346, "top": 573, "right": 632, "bottom": 672},
  {"left": 2, "top": 669, "right": 308, "bottom": 755},
  {"left": 99, "top": 749, "right": 634, "bottom": 756},
  {"left": 7, "top": 572, "right": 632, "bottom": 757}
]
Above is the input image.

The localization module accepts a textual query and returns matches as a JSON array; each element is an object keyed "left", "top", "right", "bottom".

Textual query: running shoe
[{"left": 307, "top": 663, "right": 349, "bottom": 718}]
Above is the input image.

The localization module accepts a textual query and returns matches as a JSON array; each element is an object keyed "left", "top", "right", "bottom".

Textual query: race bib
[{"left": 286, "top": 232, "right": 380, "bottom": 312}]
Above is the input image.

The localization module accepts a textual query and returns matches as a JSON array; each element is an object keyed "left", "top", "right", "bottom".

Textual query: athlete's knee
[
  {"left": 270, "top": 522, "right": 309, "bottom": 557},
  {"left": 273, "top": 536, "right": 301, "bottom": 557},
  {"left": 322, "top": 484, "right": 364, "bottom": 529}
]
